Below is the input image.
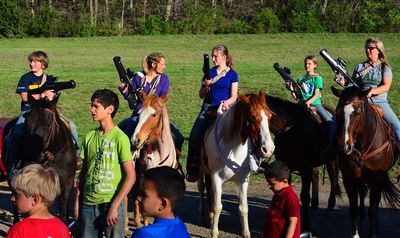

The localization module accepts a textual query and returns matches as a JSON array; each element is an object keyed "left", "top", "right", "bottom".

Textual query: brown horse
[
  {"left": 265, "top": 95, "right": 340, "bottom": 231},
  {"left": 13, "top": 96, "right": 77, "bottom": 223},
  {"left": 332, "top": 86, "right": 400, "bottom": 237},
  {"left": 130, "top": 93, "right": 181, "bottom": 228}
]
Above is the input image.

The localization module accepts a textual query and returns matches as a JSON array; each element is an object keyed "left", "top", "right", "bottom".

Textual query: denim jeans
[
  {"left": 187, "top": 103, "right": 217, "bottom": 167},
  {"left": 374, "top": 101, "right": 400, "bottom": 141},
  {"left": 79, "top": 202, "right": 125, "bottom": 238},
  {"left": 314, "top": 104, "right": 337, "bottom": 144},
  {"left": 118, "top": 115, "right": 140, "bottom": 139}
]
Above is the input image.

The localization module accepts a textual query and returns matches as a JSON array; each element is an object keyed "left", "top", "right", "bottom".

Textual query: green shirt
[
  {"left": 80, "top": 126, "right": 132, "bottom": 205},
  {"left": 297, "top": 74, "right": 323, "bottom": 105}
]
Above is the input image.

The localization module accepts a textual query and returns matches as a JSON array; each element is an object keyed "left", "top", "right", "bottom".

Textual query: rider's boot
[{"left": 185, "top": 156, "right": 199, "bottom": 183}]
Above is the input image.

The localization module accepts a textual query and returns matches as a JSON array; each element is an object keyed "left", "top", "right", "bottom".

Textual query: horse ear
[
  {"left": 331, "top": 86, "right": 342, "bottom": 98},
  {"left": 160, "top": 93, "right": 168, "bottom": 104},
  {"left": 142, "top": 91, "right": 148, "bottom": 101},
  {"left": 239, "top": 93, "right": 249, "bottom": 104},
  {"left": 51, "top": 93, "right": 60, "bottom": 106}
]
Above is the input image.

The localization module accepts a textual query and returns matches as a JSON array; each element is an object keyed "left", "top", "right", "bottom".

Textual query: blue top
[
  {"left": 131, "top": 217, "right": 190, "bottom": 238},
  {"left": 15, "top": 71, "right": 43, "bottom": 111},
  {"left": 129, "top": 72, "right": 170, "bottom": 115},
  {"left": 208, "top": 67, "right": 238, "bottom": 106}
]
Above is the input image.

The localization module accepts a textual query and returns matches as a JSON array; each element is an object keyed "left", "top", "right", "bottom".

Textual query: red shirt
[
  {"left": 7, "top": 217, "right": 70, "bottom": 238},
  {"left": 263, "top": 185, "right": 301, "bottom": 238}
]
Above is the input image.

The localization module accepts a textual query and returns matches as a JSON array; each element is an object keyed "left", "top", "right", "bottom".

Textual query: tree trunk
[
  {"left": 105, "top": 0, "right": 110, "bottom": 21},
  {"left": 165, "top": 0, "right": 173, "bottom": 21},
  {"left": 120, "top": 0, "right": 125, "bottom": 35},
  {"left": 211, "top": 0, "right": 216, "bottom": 18},
  {"left": 94, "top": 0, "right": 98, "bottom": 26},
  {"left": 321, "top": 0, "right": 328, "bottom": 15},
  {"left": 30, "top": 0, "right": 35, "bottom": 18},
  {"left": 89, "top": 0, "right": 94, "bottom": 25},
  {"left": 143, "top": 0, "right": 147, "bottom": 19}
]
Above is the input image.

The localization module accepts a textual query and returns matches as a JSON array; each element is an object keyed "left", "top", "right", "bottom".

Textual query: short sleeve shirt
[
  {"left": 6, "top": 217, "right": 70, "bottom": 238},
  {"left": 16, "top": 71, "right": 43, "bottom": 111},
  {"left": 131, "top": 217, "right": 190, "bottom": 238},
  {"left": 263, "top": 185, "right": 301, "bottom": 238},
  {"left": 209, "top": 67, "right": 239, "bottom": 106},
  {"left": 80, "top": 126, "right": 132, "bottom": 205},
  {"left": 297, "top": 74, "right": 323, "bottom": 105}
]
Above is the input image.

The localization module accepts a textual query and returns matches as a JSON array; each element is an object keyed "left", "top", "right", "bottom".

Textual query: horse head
[
  {"left": 238, "top": 91, "right": 275, "bottom": 159},
  {"left": 132, "top": 93, "right": 168, "bottom": 152},
  {"left": 332, "top": 86, "right": 371, "bottom": 155}
]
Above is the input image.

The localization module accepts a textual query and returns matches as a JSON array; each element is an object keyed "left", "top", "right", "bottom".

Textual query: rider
[
  {"left": 186, "top": 44, "right": 239, "bottom": 182},
  {"left": 352, "top": 37, "right": 400, "bottom": 144},
  {"left": 290, "top": 55, "right": 336, "bottom": 160},
  {"left": 5, "top": 51, "right": 78, "bottom": 176},
  {"left": 118, "top": 52, "right": 184, "bottom": 152}
]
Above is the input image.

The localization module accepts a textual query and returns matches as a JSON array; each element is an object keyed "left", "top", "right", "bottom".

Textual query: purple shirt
[{"left": 130, "top": 72, "right": 170, "bottom": 114}]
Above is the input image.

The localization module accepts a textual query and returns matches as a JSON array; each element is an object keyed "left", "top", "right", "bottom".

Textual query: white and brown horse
[
  {"left": 130, "top": 93, "right": 180, "bottom": 227},
  {"left": 199, "top": 91, "right": 275, "bottom": 238}
]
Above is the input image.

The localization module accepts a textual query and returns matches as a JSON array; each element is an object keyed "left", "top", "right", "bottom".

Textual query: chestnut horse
[
  {"left": 265, "top": 95, "right": 340, "bottom": 231},
  {"left": 332, "top": 86, "right": 400, "bottom": 237},
  {"left": 199, "top": 92, "right": 275, "bottom": 238},
  {"left": 11, "top": 96, "right": 77, "bottom": 223},
  {"left": 130, "top": 93, "right": 180, "bottom": 227}
]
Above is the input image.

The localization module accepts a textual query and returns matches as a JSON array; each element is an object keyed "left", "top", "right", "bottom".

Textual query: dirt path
[{"left": 1, "top": 179, "right": 399, "bottom": 238}]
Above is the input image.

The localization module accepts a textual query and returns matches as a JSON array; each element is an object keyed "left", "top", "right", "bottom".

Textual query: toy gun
[
  {"left": 29, "top": 75, "right": 76, "bottom": 94},
  {"left": 319, "top": 49, "right": 359, "bottom": 87},
  {"left": 202, "top": 53, "right": 210, "bottom": 81},
  {"left": 273, "top": 63, "right": 302, "bottom": 99},
  {"left": 113, "top": 56, "right": 140, "bottom": 109}
]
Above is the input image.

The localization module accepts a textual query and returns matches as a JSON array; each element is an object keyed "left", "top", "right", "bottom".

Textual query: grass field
[{"left": 1, "top": 33, "right": 399, "bottom": 172}]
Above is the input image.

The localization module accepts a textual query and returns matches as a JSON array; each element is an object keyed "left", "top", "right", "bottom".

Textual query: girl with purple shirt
[{"left": 186, "top": 45, "right": 239, "bottom": 182}]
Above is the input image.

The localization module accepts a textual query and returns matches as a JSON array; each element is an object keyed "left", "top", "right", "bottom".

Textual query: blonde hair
[
  {"left": 142, "top": 52, "right": 165, "bottom": 74},
  {"left": 11, "top": 164, "right": 60, "bottom": 207},
  {"left": 365, "top": 37, "right": 388, "bottom": 65},
  {"left": 28, "top": 51, "right": 49, "bottom": 69},
  {"left": 304, "top": 55, "right": 318, "bottom": 69},
  {"left": 212, "top": 44, "right": 233, "bottom": 68}
]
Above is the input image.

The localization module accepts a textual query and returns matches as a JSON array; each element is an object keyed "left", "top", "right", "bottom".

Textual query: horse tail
[{"left": 381, "top": 171, "right": 400, "bottom": 209}]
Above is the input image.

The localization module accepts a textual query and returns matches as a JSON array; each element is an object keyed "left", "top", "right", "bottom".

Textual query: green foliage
[
  {"left": 250, "top": 8, "right": 280, "bottom": 33},
  {"left": 290, "top": 11, "right": 325, "bottom": 33},
  {"left": 0, "top": 0, "right": 20, "bottom": 37},
  {"left": 27, "top": 7, "right": 59, "bottom": 37},
  {"left": 231, "top": 20, "right": 251, "bottom": 34}
]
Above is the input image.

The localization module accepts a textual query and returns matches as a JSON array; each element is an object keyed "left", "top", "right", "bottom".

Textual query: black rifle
[
  {"left": 113, "top": 56, "right": 139, "bottom": 109},
  {"left": 29, "top": 75, "right": 76, "bottom": 94},
  {"left": 319, "top": 49, "right": 359, "bottom": 87},
  {"left": 202, "top": 53, "right": 210, "bottom": 81},
  {"left": 273, "top": 63, "right": 302, "bottom": 99}
]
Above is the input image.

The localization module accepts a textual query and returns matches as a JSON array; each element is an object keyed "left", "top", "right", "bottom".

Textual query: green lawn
[{"left": 1, "top": 33, "right": 399, "bottom": 168}]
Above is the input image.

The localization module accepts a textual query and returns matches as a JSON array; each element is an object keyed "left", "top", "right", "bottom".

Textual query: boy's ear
[
  {"left": 159, "top": 197, "right": 169, "bottom": 211},
  {"left": 32, "top": 194, "right": 42, "bottom": 206},
  {"left": 106, "top": 105, "right": 114, "bottom": 115}
]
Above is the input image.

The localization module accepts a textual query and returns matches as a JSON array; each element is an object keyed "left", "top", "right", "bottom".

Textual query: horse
[
  {"left": 199, "top": 91, "right": 275, "bottom": 238},
  {"left": 130, "top": 93, "right": 180, "bottom": 228},
  {"left": 10, "top": 96, "right": 77, "bottom": 224},
  {"left": 331, "top": 86, "right": 400, "bottom": 238},
  {"left": 265, "top": 95, "right": 340, "bottom": 231}
]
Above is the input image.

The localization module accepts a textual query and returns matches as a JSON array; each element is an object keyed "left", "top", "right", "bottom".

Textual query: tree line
[{"left": 1, "top": 0, "right": 400, "bottom": 37}]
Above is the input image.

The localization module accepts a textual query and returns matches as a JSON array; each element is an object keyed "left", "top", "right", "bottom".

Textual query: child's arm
[
  {"left": 285, "top": 216, "right": 298, "bottom": 238},
  {"left": 106, "top": 160, "right": 135, "bottom": 226},
  {"left": 305, "top": 88, "right": 320, "bottom": 108}
]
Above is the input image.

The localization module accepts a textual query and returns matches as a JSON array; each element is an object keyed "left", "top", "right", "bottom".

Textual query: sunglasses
[{"left": 366, "top": 46, "right": 377, "bottom": 51}]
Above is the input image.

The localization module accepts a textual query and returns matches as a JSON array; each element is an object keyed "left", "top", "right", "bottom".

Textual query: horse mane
[{"left": 266, "top": 95, "right": 315, "bottom": 125}]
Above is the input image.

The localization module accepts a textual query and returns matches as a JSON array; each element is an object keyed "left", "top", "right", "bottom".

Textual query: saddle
[{"left": 308, "top": 104, "right": 335, "bottom": 125}]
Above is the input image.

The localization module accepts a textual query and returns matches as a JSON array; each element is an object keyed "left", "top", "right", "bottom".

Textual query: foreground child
[
  {"left": 75, "top": 89, "right": 135, "bottom": 237},
  {"left": 263, "top": 161, "right": 300, "bottom": 238},
  {"left": 131, "top": 166, "right": 190, "bottom": 238},
  {"left": 7, "top": 163, "right": 70, "bottom": 238}
]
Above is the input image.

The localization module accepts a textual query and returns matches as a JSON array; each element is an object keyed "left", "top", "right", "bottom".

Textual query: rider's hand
[
  {"left": 118, "top": 82, "right": 129, "bottom": 95},
  {"left": 42, "top": 90, "right": 56, "bottom": 101},
  {"left": 203, "top": 79, "right": 212, "bottom": 88}
]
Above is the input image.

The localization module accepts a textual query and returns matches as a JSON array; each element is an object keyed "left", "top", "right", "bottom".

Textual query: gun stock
[
  {"left": 202, "top": 54, "right": 210, "bottom": 81},
  {"left": 273, "top": 63, "right": 302, "bottom": 99},
  {"left": 319, "top": 49, "right": 359, "bottom": 87}
]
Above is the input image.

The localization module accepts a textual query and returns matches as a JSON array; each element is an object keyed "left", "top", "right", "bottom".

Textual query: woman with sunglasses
[{"left": 352, "top": 37, "right": 400, "bottom": 143}]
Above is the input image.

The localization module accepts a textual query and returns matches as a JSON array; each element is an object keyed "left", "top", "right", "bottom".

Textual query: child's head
[
  {"left": 91, "top": 89, "right": 119, "bottom": 118},
  {"left": 304, "top": 55, "right": 318, "bottom": 74},
  {"left": 28, "top": 51, "right": 49, "bottom": 70},
  {"left": 139, "top": 166, "right": 185, "bottom": 218},
  {"left": 263, "top": 160, "right": 290, "bottom": 193},
  {"left": 143, "top": 52, "right": 166, "bottom": 75},
  {"left": 11, "top": 164, "right": 60, "bottom": 212}
]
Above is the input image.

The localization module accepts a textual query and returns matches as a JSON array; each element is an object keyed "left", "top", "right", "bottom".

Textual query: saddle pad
[{"left": 370, "top": 104, "right": 384, "bottom": 117}]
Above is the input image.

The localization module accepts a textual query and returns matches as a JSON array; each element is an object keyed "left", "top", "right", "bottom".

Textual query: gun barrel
[
  {"left": 202, "top": 53, "right": 210, "bottom": 81},
  {"left": 113, "top": 56, "right": 130, "bottom": 85}
]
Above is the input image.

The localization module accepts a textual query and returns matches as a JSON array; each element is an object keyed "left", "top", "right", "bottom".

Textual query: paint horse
[
  {"left": 332, "top": 86, "right": 400, "bottom": 238},
  {"left": 130, "top": 93, "right": 180, "bottom": 227},
  {"left": 265, "top": 95, "right": 340, "bottom": 231},
  {"left": 199, "top": 91, "right": 275, "bottom": 238}
]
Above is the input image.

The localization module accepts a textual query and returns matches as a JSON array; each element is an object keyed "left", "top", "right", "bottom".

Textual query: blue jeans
[
  {"left": 187, "top": 103, "right": 217, "bottom": 168},
  {"left": 314, "top": 104, "right": 337, "bottom": 144},
  {"left": 79, "top": 202, "right": 125, "bottom": 238},
  {"left": 374, "top": 101, "right": 400, "bottom": 141}
]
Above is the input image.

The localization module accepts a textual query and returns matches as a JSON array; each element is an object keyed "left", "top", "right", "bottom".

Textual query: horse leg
[
  {"left": 343, "top": 177, "right": 360, "bottom": 237},
  {"left": 300, "top": 169, "right": 312, "bottom": 231},
  {"left": 134, "top": 199, "right": 142, "bottom": 228},
  {"left": 238, "top": 179, "right": 250, "bottom": 238},
  {"left": 326, "top": 158, "right": 339, "bottom": 210},
  {"left": 205, "top": 174, "right": 214, "bottom": 225},
  {"left": 311, "top": 167, "right": 319, "bottom": 210},
  {"left": 59, "top": 178, "right": 74, "bottom": 223},
  {"left": 368, "top": 182, "right": 381, "bottom": 238},
  {"left": 358, "top": 183, "right": 368, "bottom": 222},
  {"left": 210, "top": 176, "right": 223, "bottom": 238}
]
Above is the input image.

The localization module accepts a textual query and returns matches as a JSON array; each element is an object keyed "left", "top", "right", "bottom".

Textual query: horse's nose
[
  {"left": 344, "top": 143, "right": 353, "bottom": 155},
  {"left": 261, "top": 143, "right": 275, "bottom": 158},
  {"left": 131, "top": 137, "right": 141, "bottom": 150}
]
